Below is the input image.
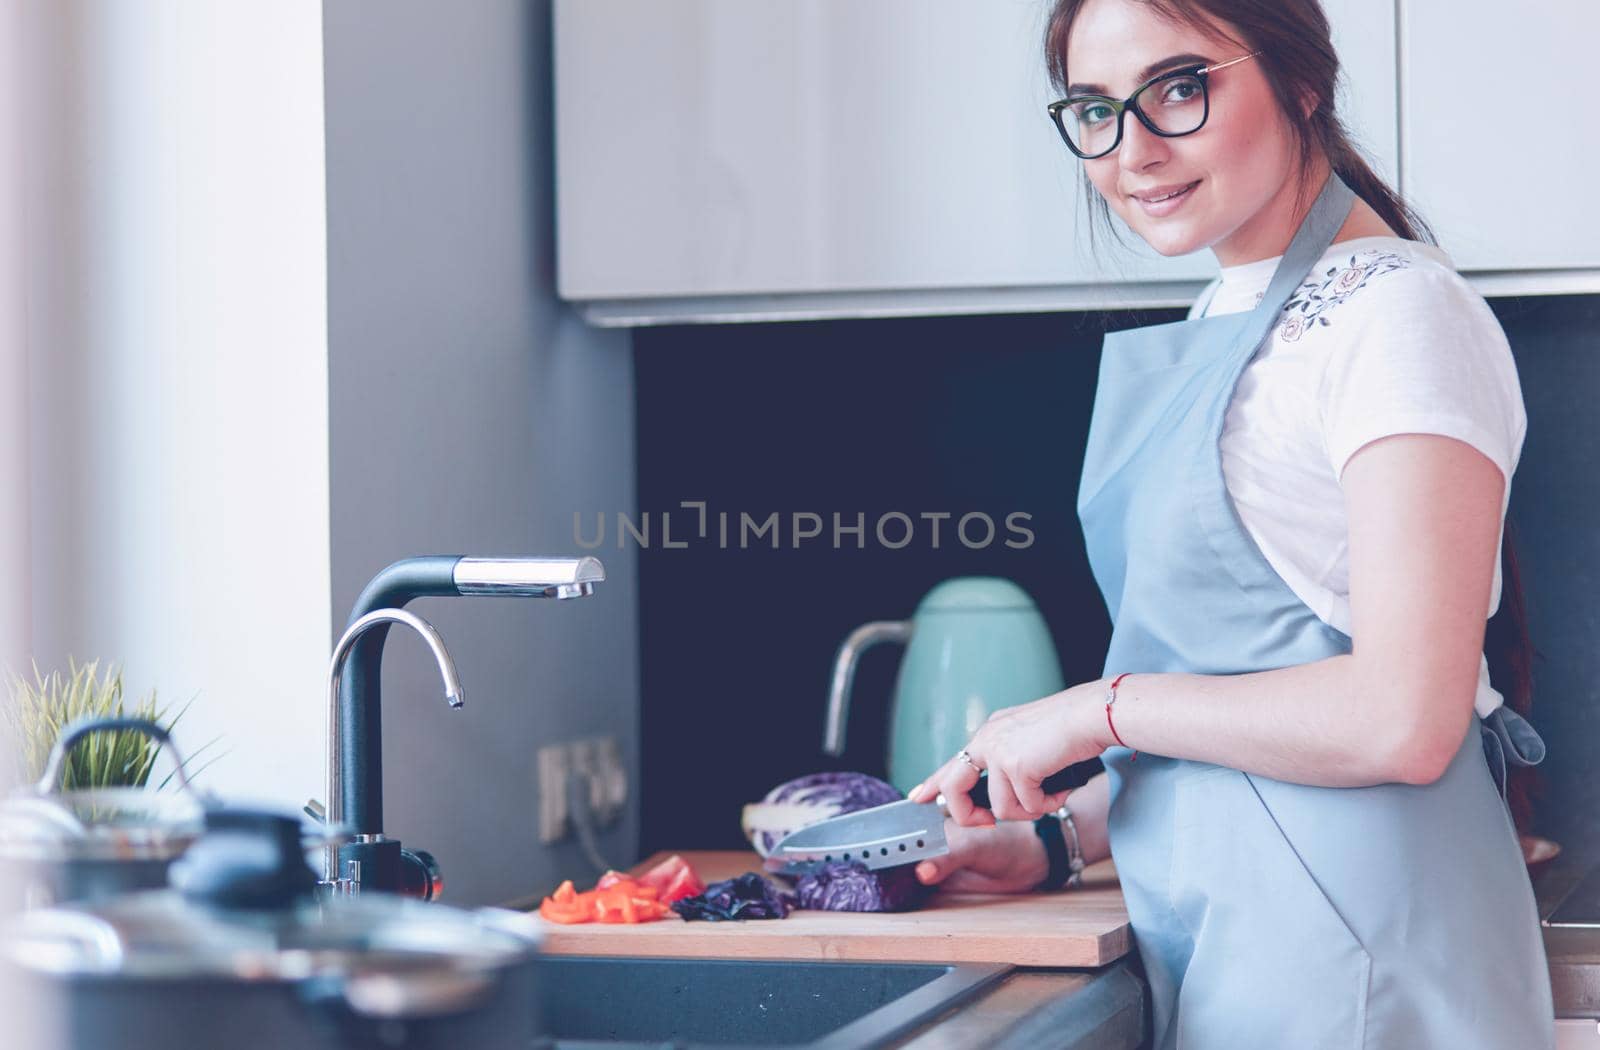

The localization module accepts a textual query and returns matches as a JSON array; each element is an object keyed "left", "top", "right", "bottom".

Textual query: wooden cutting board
[{"left": 522, "top": 850, "right": 1132, "bottom": 967}]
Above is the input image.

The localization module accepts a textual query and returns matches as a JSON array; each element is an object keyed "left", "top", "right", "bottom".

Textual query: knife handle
[{"left": 966, "top": 758, "right": 1103, "bottom": 811}]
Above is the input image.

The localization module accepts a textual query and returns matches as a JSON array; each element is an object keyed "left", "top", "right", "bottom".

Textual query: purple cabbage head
[
  {"left": 741, "top": 772, "right": 903, "bottom": 858},
  {"left": 741, "top": 771, "right": 932, "bottom": 913},
  {"left": 794, "top": 859, "right": 930, "bottom": 912}
]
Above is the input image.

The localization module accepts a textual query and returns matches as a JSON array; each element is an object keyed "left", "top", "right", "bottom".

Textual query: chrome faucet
[
  {"left": 328, "top": 555, "right": 605, "bottom": 895},
  {"left": 322, "top": 607, "right": 463, "bottom": 891}
]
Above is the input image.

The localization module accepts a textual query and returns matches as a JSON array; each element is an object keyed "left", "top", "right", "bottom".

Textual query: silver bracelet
[{"left": 1055, "top": 802, "right": 1086, "bottom": 887}]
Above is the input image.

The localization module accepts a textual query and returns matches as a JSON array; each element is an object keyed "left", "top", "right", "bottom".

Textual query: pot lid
[
  {"left": 5, "top": 890, "right": 542, "bottom": 983},
  {"left": 0, "top": 787, "right": 206, "bottom": 862},
  {"left": 0, "top": 717, "right": 209, "bottom": 863},
  {"left": 5, "top": 804, "right": 539, "bottom": 987}
]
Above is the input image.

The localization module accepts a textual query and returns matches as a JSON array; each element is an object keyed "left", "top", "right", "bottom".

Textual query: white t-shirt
[{"left": 1189, "top": 235, "right": 1526, "bottom": 718}]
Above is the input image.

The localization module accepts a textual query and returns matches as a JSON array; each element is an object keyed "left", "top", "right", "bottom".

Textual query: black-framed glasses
[{"left": 1047, "top": 51, "right": 1262, "bottom": 160}]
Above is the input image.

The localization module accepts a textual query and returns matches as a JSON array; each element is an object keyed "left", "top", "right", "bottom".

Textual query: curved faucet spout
[
  {"left": 340, "top": 555, "right": 605, "bottom": 836},
  {"left": 325, "top": 608, "right": 462, "bottom": 884}
]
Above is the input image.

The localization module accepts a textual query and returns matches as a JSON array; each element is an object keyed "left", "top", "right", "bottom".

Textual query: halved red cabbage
[
  {"left": 794, "top": 859, "right": 928, "bottom": 912},
  {"left": 742, "top": 772, "right": 931, "bottom": 913},
  {"left": 741, "top": 772, "right": 902, "bottom": 858}
]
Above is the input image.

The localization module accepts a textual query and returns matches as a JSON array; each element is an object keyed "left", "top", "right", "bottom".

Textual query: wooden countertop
[{"left": 521, "top": 850, "right": 1132, "bottom": 967}]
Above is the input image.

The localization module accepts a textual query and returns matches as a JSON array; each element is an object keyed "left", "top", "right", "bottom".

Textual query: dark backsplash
[
  {"left": 1489, "top": 293, "right": 1600, "bottom": 864},
  {"left": 633, "top": 295, "right": 1600, "bottom": 862}
]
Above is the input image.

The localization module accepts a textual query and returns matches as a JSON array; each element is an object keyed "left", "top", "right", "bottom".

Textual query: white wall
[
  {"left": 11, "top": 0, "right": 330, "bottom": 805},
  {"left": 0, "top": 0, "right": 30, "bottom": 738}
]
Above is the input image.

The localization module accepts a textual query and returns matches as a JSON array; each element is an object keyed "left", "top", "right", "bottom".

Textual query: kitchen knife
[{"left": 765, "top": 759, "right": 1102, "bottom": 875}]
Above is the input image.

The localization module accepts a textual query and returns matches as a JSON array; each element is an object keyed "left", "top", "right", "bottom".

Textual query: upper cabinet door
[
  {"left": 555, "top": 0, "right": 1396, "bottom": 306},
  {"left": 1401, "top": 1, "right": 1599, "bottom": 270},
  {"left": 1324, "top": 0, "right": 1400, "bottom": 193}
]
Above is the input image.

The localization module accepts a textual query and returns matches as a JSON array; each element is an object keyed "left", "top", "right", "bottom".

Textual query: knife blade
[{"left": 765, "top": 758, "right": 1102, "bottom": 874}]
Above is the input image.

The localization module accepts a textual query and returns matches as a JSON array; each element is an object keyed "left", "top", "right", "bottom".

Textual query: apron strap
[
  {"left": 1187, "top": 171, "right": 1361, "bottom": 598},
  {"left": 1232, "top": 172, "right": 1357, "bottom": 362}
]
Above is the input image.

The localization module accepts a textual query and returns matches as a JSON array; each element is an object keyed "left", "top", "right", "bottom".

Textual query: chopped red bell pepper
[
  {"left": 538, "top": 880, "right": 592, "bottom": 924},
  {"left": 537, "top": 873, "right": 673, "bottom": 924}
]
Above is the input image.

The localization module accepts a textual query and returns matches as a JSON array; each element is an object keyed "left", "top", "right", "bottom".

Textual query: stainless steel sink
[{"left": 531, "top": 956, "right": 1008, "bottom": 1049}]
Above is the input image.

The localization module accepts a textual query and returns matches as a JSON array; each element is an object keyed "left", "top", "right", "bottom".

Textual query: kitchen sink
[{"left": 531, "top": 956, "right": 1008, "bottom": 1049}]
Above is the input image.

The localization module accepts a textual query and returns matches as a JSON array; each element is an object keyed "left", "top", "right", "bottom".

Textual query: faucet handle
[
  {"left": 300, "top": 798, "right": 355, "bottom": 860},
  {"left": 315, "top": 857, "right": 362, "bottom": 896},
  {"left": 337, "top": 858, "right": 363, "bottom": 895}
]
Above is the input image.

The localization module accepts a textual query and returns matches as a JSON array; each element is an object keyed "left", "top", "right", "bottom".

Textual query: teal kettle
[{"left": 823, "top": 577, "right": 1066, "bottom": 794}]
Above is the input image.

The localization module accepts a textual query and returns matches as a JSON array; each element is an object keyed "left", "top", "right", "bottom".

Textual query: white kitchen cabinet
[
  {"left": 1400, "top": 1, "right": 1600, "bottom": 275},
  {"left": 554, "top": 0, "right": 1396, "bottom": 324}
]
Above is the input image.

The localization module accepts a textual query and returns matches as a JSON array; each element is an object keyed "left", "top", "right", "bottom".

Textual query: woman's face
[{"left": 1064, "top": 0, "right": 1303, "bottom": 265}]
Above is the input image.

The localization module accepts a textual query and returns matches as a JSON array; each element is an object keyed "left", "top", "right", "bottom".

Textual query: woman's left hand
[{"left": 907, "top": 679, "right": 1111, "bottom": 826}]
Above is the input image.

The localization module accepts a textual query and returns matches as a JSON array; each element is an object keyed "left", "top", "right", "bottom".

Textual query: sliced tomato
[
  {"left": 660, "top": 865, "right": 705, "bottom": 904},
  {"left": 634, "top": 855, "right": 681, "bottom": 891},
  {"left": 595, "top": 870, "right": 630, "bottom": 890},
  {"left": 636, "top": 854, "right": 705, "bottom": 904},
  {"left": 636, "top": 854, "right": 705, "bottom": 903}
]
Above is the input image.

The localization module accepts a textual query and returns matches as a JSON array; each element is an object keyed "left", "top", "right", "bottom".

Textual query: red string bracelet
[{"left": 1105, "top": 672, "right": 1138, "bottom": 762}]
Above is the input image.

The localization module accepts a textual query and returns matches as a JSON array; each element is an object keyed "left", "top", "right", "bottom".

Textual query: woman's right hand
[{"left": 912, "top": 817, "right": 1051, "bottom": 894}]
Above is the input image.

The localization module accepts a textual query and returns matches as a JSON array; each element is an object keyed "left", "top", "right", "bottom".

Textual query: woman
[{"left": 907, "top": 1, "right": 1556, "bottom": 1047}]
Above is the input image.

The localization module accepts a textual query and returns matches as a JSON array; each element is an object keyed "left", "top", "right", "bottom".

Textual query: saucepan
[
  {"left": 2, "top": 805, "right": 543, "bottom": 1050},
  {"left": 0, "top": 717, "right": 208, "bottom": 911}
]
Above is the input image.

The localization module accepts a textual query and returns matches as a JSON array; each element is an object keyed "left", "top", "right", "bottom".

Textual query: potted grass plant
[{"left": 5, "top": 659, "right": 216, "bottom": 791}]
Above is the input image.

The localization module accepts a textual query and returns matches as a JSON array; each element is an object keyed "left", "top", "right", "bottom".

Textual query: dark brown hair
[{"left": 1045, "top": 0, "right": 1541, "bottom": 832}]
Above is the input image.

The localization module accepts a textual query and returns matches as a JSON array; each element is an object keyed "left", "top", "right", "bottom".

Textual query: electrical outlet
[
  {"left": 538, "top": 736, "right": 628, "bottom": 844},
  {"left": 537, "top": 742, "right": 570, "bottom": 844},
  {"left": 594, "top": 736, "right": 627, "bottom": 825},
  {"left": 569, "top": 738, "right": 602, "bottom": 817}
]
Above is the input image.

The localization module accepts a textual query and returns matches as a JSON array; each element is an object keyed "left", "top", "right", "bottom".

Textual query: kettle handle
[{"left": 823, "top": 621, "right": 912, "bottom": 756}]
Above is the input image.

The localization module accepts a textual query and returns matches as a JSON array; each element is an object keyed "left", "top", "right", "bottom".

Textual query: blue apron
[{"left": 1076, "top": 171, "right": 1555, "bottom": 1049}]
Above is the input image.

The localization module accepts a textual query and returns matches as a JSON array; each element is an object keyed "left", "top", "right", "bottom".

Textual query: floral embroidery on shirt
[{"left": 1276, "top": 250, "right": 1412, "bottom": 342}]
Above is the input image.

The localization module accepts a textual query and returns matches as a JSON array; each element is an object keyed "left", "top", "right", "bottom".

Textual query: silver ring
[{"left": 958, "top": 749, "right": 981, "bottom": 772}]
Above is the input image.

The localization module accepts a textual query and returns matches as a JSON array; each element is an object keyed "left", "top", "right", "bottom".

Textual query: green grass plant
[{"left": 5, "top": 659, "right": 217, "bottom": 791}]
